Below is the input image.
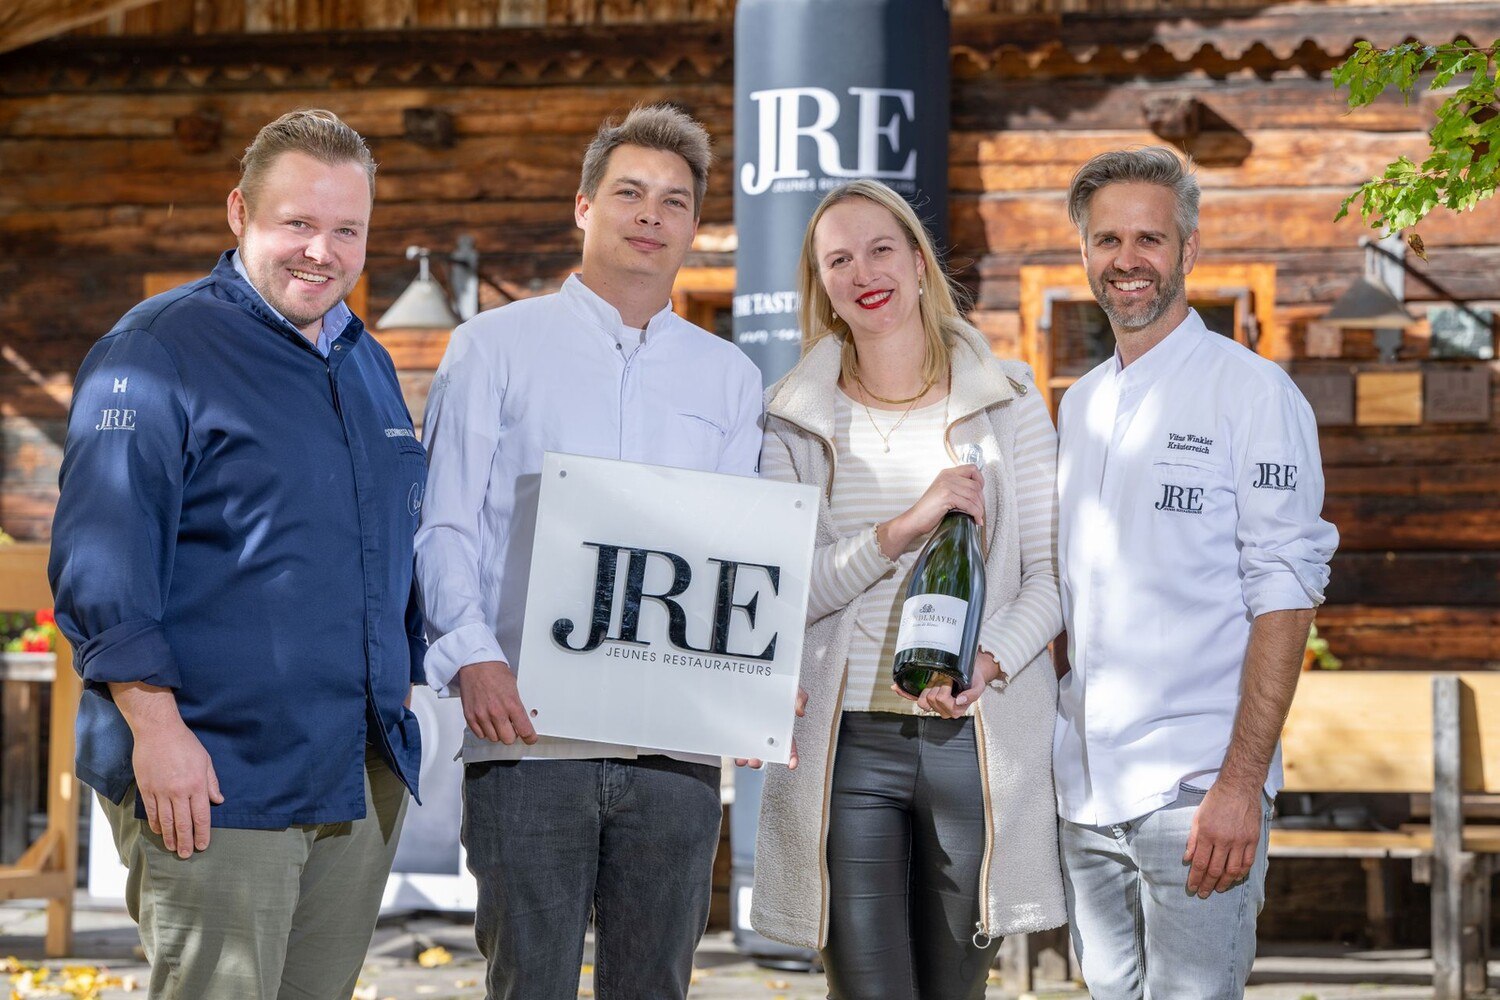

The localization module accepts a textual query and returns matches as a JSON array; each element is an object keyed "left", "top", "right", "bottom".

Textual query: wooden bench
[{"left": 1276, "top": 671, "right": 1500, "bottom": 999}]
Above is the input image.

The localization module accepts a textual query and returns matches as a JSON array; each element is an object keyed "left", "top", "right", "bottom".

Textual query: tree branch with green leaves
[{"left": 1334, "top": 38, "right": 1500, "bottom": 256}]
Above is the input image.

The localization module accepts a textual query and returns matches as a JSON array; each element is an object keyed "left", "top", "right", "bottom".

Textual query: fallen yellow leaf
[{"left": 416, "top": 946, "right": 452, "bottom": 968}]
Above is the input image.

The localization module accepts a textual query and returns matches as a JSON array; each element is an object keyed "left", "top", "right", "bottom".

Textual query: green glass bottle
[{"left": 892, "top": 446, "right": 986, "bottom": 698}]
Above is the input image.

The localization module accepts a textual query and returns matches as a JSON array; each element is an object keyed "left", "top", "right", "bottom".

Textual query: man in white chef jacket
[{"left": 1053, "top": 146, "right": 1338, "bottom": 999}]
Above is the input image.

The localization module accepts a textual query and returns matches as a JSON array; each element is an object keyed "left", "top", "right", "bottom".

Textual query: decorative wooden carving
[{"left": 1142, "top": 94, "right": 1201, "bottom": 142}]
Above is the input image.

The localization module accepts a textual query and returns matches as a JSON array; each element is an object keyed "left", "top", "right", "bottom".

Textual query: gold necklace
[
  {"left": 861, "top": 392, "right": 924, "bottom": 453},
  {"left": 852, "top": 369, "right": 935, "bottom": 406}
]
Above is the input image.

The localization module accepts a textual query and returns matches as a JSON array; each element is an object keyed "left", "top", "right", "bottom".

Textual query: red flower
[
  {"left": 35, "top": 609, "right": 55, "bottom": 626},
  {"left": 23, "top": 636, "right": 49, "bottom": 652}
]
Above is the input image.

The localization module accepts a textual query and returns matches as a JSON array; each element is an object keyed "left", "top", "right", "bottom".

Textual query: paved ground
[{"left": 1, "top": 897, "right": 1496, "bottom": 999}]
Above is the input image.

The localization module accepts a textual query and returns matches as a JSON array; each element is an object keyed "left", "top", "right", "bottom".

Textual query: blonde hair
[{"left": 798, "top": 180, "right": 973, "bottom": 391}]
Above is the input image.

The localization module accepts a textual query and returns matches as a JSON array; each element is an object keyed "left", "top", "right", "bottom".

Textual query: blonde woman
[{"left": 749, "top": 180, "right": 1066, "bottom": 998}]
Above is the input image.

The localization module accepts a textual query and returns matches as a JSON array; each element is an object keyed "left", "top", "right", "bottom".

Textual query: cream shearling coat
[{"left": 749, "top": 324, "right": 1068, "bottom": 950}]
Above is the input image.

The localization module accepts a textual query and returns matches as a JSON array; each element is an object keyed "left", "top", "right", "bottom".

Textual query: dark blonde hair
[
  {"left": 798, "top": 180, "right": 974, "bottom": 391},
  {"left": 579, "top": 104, "right": 712, "bottom": 220},
  {"left": 238, "top": 109, "right": 375, "bottom": 210}
]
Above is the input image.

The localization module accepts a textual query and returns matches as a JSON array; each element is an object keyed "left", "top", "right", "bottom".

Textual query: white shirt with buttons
[
  {"left": 414, "top": 274, "right": 764, "bottom": 763},
  {"left": 1054, "top": 309, "right": 1339, "bottom": 827}
]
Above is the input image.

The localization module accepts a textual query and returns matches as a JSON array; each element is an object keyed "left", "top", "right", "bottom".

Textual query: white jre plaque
[{"left": 517, "top": 452, "right": 817, "bottom": 763}]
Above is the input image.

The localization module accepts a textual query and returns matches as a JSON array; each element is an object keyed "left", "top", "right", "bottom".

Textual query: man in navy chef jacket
[{"left": 50, "top": 109, "right": 426, "bottom": 1000}]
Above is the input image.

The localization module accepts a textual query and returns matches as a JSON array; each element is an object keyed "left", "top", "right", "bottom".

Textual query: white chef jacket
[
  {"left": 414, "top": 274, "right": 764, "bottom": 763},
  {"left": 1054, "top": 309, "right": 1338, "bottom": 827}
]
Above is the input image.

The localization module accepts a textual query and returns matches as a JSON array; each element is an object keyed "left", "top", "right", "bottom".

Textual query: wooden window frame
[
  {"left": 672, "top": 266, "right": 736, "bottom": 339},
  {"left": 1019, "top": 263, "right": 1278, "bottom": 415}
]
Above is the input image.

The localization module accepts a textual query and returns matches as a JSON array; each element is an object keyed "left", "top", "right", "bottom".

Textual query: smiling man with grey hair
[{"left": 1052, "top": 146, "right": 1338, "bottom": 999}]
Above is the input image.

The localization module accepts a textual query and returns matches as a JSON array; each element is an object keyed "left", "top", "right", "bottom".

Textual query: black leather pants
[{"left": 822, "top": 712, "right": 1002, "bottom": 1000}]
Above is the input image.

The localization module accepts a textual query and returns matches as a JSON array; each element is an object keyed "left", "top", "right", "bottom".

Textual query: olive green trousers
[{"left": 98, "top": 747, "right": 407, "bottom": 1000}]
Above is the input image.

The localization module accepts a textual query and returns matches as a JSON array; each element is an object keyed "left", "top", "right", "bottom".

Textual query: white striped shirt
[{"left": 762, "top": 386, "right": 1060, "bottom": 714}]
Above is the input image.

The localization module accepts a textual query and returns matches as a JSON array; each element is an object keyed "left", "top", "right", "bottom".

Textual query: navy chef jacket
[{"left": 50, "top": 252, "right": 426, "bottom": 828}]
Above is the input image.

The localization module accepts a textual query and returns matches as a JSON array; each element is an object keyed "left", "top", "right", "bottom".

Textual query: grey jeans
[
  {"left": 823, "top": 712, "right": 1002, "bottom": 1000},
  {"left": 1060, "top": 783, "right": 1272, "bottom": 1000},
  {"left": 461, "top": 755, "right": 722, "bottom": 1000}
]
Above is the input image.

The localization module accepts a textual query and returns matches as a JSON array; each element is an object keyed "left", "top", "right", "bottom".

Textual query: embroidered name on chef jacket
[{"left": 1165, "top": 431, "right": 1213, "bottom": 455}]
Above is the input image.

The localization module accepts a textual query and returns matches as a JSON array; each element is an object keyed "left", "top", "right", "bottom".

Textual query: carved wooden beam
[{"left": 0, "top": 0, "right": 163, "bottom": 56}]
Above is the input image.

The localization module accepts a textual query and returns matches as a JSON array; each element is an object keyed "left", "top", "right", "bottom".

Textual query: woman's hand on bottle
[
  {"left": 890, "top": 650, "right": 1004, "bottom": 718},
  {"left": 877, "top": 465, "right": 986, "bottom": 560}
]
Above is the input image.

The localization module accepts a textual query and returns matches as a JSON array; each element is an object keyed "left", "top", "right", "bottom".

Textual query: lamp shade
[
  {"left": 376, "top": 275, "right": 461, "bottom": 330},
  {"left": 1323, "top": 277, "right": 1413, "bottom": 329}
]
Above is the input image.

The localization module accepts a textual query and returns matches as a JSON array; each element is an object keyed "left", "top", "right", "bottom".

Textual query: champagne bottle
[{"left": 892, "top": 445, "right": 986, "bottom": 698}]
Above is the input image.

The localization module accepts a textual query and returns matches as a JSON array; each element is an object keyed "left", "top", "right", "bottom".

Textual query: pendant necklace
[{"left": 861, "top": 390, "right": 923, "bottom": 453}]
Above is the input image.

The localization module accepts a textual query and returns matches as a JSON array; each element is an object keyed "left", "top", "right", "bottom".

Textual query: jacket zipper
[
  {"left": 943, "top": 395, "right": 1008, "bottom": 942},
  {"left": 972, "top": 709, "right": 998, "bottom": 943}
]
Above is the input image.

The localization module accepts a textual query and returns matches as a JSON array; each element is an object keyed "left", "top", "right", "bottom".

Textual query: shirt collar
[
  {"left": 230, "top": 249, "right": 352, "bottom": 356},
  {"left": 1111, "top": 307, "right": 1206, "bottom": 387},
  {"left": 560, "top": 274, "right": 675, "bottom": 345}
]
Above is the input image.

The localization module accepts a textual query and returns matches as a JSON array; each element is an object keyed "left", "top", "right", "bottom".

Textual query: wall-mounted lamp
[
  {"left": 377, "top": 236, "right": 480, "bottom": 330},
  {"left": 1322, "top": 236, "right": 1413, "bottom": 363}
]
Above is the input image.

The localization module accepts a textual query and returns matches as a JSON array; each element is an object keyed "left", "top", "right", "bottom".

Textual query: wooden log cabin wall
[{"left": 0, "top": 0, "right": 1497, "bottom": 687}]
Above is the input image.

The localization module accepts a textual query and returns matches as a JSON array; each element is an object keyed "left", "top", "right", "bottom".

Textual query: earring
[{"left": 918, "top": 279, "right": 925, "bottom": 296}]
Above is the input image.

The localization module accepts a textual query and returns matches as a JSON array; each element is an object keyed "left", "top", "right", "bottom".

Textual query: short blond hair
[{"left": 238, "top": 109, "right": 375, "bottom": 210}]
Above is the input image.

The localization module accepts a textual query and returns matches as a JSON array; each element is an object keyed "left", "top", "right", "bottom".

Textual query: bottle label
[{"left": 894, "top": 594, "right": 968, "bottom": 656}]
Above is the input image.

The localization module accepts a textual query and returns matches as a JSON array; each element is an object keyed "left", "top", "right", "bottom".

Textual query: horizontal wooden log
[
  {"left": 1319, "top": 429, "right": 1500, "bottom": 468},
  {"left": 1313, "top": 606, "right": 1500, "bottom": 663},
  {"left": 953, "top": 76, "right": 1450, "bottom": 134},
  {"left": 949, "top": 129, "right": 1432, "bottom": 193},
  {"left": 1323, "top": 493, "right": 1500, "bottom": 551},
  {"left": 1325, "top": 553, "right": 1500, "bottom": 607},
  {"left": 0, "top": 195, "right": 733, "bottom": 256},
  {"left": 953, "top": 189, "right": 1500, "bottom": 256},
  {"left": 1325, "top": 462, "right": 1500, "bottom": 498},
  {"left": 0, "top": 84, "right": 733, "bottom": 139},
  {"left": 977, "top": 245, "right": 1500, "bottom": 312}
]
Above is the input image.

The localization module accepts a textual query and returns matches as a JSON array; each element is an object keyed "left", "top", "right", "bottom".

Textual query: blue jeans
[
  {"left": 1060, "top": 784, "right": 1271, "bottom": 1000},
  {"left": 462, "top": 755, "right": 722, "bottom": 1000}
]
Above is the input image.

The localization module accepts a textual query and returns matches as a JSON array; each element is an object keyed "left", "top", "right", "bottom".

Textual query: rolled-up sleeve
[
  {"left": 413, "top": 323, "right": 507, "bottom": 697},
  {"left": 1233, "top": 378, "right": 1339, "bottom": 616},
  {"left": 49, "top": 330, "right": 192, "bottom": 691}
]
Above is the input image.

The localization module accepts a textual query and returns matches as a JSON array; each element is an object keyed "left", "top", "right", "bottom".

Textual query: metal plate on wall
[
  {"left": 1424, "top": 366, "right": 1492, "bottom": 423},
  {"left": 1292, "top": 371, "right": 1354, "bottom": 426}
]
